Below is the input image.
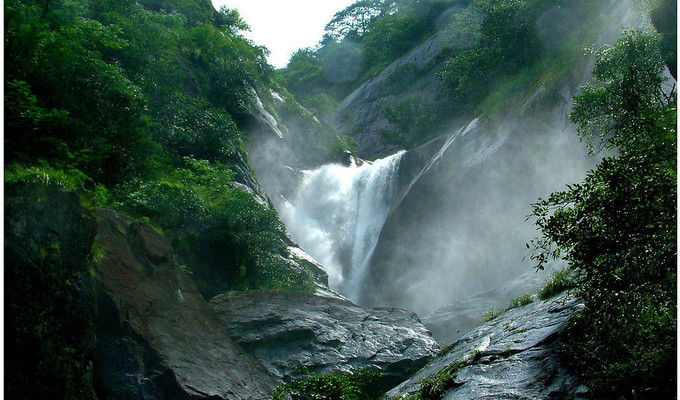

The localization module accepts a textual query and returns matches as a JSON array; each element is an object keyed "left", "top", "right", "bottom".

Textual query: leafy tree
[
  {"left": 323, "top": 0, "right": 396, "bottom": 42},
  {"left": 361, "top": 14, "right": 432, "bottom": 73},
  {"left": 5, "top": 0, "right": 313, "bottom": 297},
  {"left": 437, "top": 0, "right": 547, "bottom": 115},
  {"left": 570, "top": 30, "right": 673, "bottom": 153},
  {"left": 528, "top": 30, "right": 676, "bottom": 398},
  {"left": 151, "top": 92, "right": 243, "bottom": 163},
  {"left": 116, "top": 158, "right": 312, "bottom": 297}
]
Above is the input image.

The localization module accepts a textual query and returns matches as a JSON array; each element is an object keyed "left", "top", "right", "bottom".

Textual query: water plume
[{"left": 280, "top": 151, "right": 405, "bottom": 302}]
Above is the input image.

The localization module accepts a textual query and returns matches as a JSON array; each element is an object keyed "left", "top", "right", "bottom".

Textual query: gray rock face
[
  {"left": 332, "top": 31, "right": 446, "bottom": 158},
  {"left": 385, "top": 292, "right": 588, "bottom": 400},
  {"left": 93, "top": 208, "right": 276, "bottom": 400},
  {"left": 210, "top": 290, "right": 440, "bottom": 385}
]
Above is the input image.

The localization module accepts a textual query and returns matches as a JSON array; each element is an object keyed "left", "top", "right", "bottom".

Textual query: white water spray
[{"left": 281, "top": 151, "right": 405, "bottom": 302}]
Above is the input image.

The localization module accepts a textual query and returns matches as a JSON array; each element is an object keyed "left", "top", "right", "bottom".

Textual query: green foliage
[
  {"left": 323, "top": 0, "right": 395, "bottom": 41},
  {"left": 5, "top": 0, "right": 313, "bottom": 297},
  {"left": 116, "top": 158, "right": 313, "bottom": 297},
  {"left": 297, "top": 93, "right": 339, "bottom": 120},
  {"left": 4, "top": 80, "right": 72, "bottom": 163},
  {"left": 151, "top": 92, "right": 244, "bottom": 163},
  {"left": 361, "top": 14, "right": 434, "bottom": 75},
  {"left": 507, "top": 293, "right": 535, "bottom": 309},
  {"left": 481, "top": 308, "right": 499, "bottom": 323},
  {"left": 283, "top": 0, "right": 606, "bottom": 152},
  {"left": 282, "top": 0, "right": 444, "bottom": 108},
  {"left": 417, "top": 362, "right": 464, "bottom": 400},
  {"left": 408, "top": 348, "right": 488, "bottom": 400},
  {"left": 5, "top": 162, "right": 91, "bottom": 191},
  {"left": 528, "top": 31, "right": 677, "bottom": 397},
  {"left": 570, "top": 30, "right": 670, "bottom": 154},
  {"left": 274, "top": 96, "right": 349, "bottom": 166},
  {"left": 437, "top": 0, "right": 560, "bottom": 115},
  {"left": 4, "top": 0, "right": 151, "bottom": 184},
  {"left": 338, "top": 134, "right": 360, "bottom": 154},
  {"left": 271, "top": 369, "right": 385, "bottom": 400},
  {"left": 537, "top": 269, "right": 575, "bottom": 300},
  {"left": 650, "top": 0, "right": 677, "bottom": 78}
]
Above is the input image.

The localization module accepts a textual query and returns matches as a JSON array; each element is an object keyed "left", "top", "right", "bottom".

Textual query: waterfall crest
[{"left": 281, "top": 151, "right": 405, "bottom": 302}]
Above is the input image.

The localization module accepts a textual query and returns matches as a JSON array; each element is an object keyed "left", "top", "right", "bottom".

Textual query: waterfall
[{"left": 281, "top": 151, "right": 405, "bottom": 302}]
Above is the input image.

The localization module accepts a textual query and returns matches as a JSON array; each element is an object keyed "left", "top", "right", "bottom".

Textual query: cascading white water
[{"left": 281, "top": 151, "right": 405, "bottom": 302}]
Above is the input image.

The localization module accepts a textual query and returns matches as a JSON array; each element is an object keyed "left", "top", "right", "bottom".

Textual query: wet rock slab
[
  {"left": 385, "top": 293, "right": 589, "bottom": 400},
  {"left": 93, "top": 209, "right": 276, "bottom": 400},
  {"left": 210, "top": 290, "right": 440, "bottom": 384}
]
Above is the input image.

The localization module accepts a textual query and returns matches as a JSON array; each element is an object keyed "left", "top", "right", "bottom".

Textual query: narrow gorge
[{"left": 5, "top": 0, "right": 676, "bottom": 398}]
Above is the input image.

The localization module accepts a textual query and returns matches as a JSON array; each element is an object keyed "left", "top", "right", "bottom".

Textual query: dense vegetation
[
  {"left": 281, "top": 0, "right": 460, "bottom": 119},
  {"left": 529, "top": 30, "right": 676, "bottom": 398},
  {"left": 282, "top": 0, "right": 610, "bottom": 152},
  {"left": 4, "top": 0, "right": 331, "bottom": 296}
]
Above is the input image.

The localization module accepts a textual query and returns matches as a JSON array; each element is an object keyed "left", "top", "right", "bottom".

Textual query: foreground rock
[
  {"left": 94, "top": 209, "right": 276, "bottom": 400},
  {"left": 210, "top": 290, "right": 440, "bottom": 386},
  {"left": 385, "top": 292, "right": 588, "bottom": 399}
]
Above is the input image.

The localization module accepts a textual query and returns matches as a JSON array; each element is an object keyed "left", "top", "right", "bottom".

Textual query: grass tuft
[{"left": 538, "top": 268, "right": 575, "bottom": 300}]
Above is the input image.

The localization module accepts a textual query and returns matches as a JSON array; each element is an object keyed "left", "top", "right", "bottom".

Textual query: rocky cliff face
[
  {"left": 210, "top": 290, "right": 440, "bottom": 387},
  {"left": 93, "top": 208, "right": 277, "bottom": 400},
  {"left": 331, "top": 30, "right": 447, "bottom": 158},
  {"left": 385, "top": 292, "right": 588, "bottom": 399}
]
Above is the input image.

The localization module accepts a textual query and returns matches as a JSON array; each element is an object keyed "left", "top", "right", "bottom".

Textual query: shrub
[
  {"left": 507, "top": 293, "right": 535, "bottom": 309},
  {"left": 481, "top": 308, "right": 500, "bottom": 323},
  {"left": 116, "top": 157, "right": 314, "bottom": 297},
  {"left": 537, "top": 269, "right": 575, "bottom": 300},
  {"left": 418, "top": 362, "right": 464, "bottom": 400},
  {"left": 271, "top": 369, "right": 384, "bottom": 400}
]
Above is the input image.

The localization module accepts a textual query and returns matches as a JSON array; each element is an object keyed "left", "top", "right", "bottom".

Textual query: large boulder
[
  {"left": 385, "top": 292, "right": 588, "bottom": 399},
  {"left": 93, "top": 208, "right": 276, "bottom": 400},
  {"left": 210, "top": 290, "right": 440, "bottom": 387}
]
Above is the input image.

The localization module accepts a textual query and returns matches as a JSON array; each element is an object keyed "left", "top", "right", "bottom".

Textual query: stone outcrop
[
  {"left": 210, "top": 290, "right": 440, "bottom": 387},
  {"left": 385, "top": 292, "right": 589, "bottom": 399},
  {"left": 331, "top": 30, "right": 447, "bottom": 158},
  {"left": 93, "top": 208, "right": 276, "bottom": 400}
]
